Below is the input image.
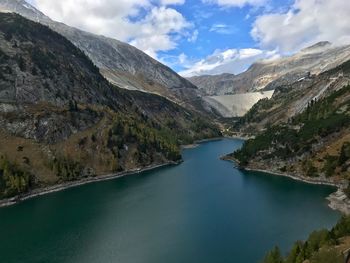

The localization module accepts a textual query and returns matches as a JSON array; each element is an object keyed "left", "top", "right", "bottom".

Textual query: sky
[{"left": 26, "top": 0, "right": 350, "bottom": 77}]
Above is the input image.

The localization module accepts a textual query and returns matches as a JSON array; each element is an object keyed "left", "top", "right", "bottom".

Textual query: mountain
[
  {"left": 185, "top": 42, "right": 350, "bottom": 118},
  {"left": 0, "top": 0, "right": 210, "bottom": 114},
  {"left": 226, "top": 59, "right": 350, "bottom": 193},
  {"left": 190, "top": 42, "right": 350, "bottom": 96},
  {"left": 188, "top": 73, "right": 236, "bottom": 96},
  {"left": 232, "top": 57, "right": 350, "bottom": 133},
  {"left": 0, "top": 13, "right": 221, "bottom": 199}
]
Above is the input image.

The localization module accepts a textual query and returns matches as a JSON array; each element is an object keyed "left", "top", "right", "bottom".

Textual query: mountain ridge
[
  {"left": 0, "top": 0, "right": 212, "bottom": 115},
  {"left": 189, "top": 42, "right": 350, "bottom": 96},
  {"left": 186, "top": 41, "right": 350, "bottom": 118}
]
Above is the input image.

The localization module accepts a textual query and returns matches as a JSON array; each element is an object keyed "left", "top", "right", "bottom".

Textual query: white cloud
[
  {"left": 252, "top": 0, "right": 350, "bottom": 53},
  {"left": 178, "top": 53, "right": 188, "bottom": 64},
  {"left": 188, "top": 29, "right": 199, "bottom": 43},
  {"left": 203, "top": 0, "right": 266, "bottom": 8},
  {"left": 129, "top": 6, "right": 191, "bottom": 57},
  {"left": 179, "top": 48, "right": 274, "bottom": 77},
  {"left": 209, "top": 24, "right": 237, "bottom": 34},
  {"left": 31, "top": 0, "right": 191, "bottom": 58}
]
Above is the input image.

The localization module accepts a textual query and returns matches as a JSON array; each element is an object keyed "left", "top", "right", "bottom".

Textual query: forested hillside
[
  {"left": 0, "top": 13, "right": 221, "bottom": 199},
  {"left": 230, "top": 83, "right": 350, "bottom": 187}
]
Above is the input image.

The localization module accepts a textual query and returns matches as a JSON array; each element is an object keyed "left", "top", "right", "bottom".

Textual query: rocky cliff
[{"left": 188, "top": 73, "right": 236, "bottom": 96}]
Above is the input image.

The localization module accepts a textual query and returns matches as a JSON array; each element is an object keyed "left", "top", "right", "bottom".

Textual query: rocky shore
[
  {"left": 327, "top": 189, "right": 350, "bottom": 215},
  {"left": 0, "top": 161, "right": 179, "bottom": 208}
]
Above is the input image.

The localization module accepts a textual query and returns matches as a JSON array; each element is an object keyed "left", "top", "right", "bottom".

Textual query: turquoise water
[{"left": 0, "top": 139, "right": 340, "bottom": 263}]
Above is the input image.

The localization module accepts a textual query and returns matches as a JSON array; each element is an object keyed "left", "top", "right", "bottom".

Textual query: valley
[
  {"left": 0, "top": 1, "right": 350, "bottom": 263},
  {"left": 0, "top": 139, "right": 341, "bottom": 263}
]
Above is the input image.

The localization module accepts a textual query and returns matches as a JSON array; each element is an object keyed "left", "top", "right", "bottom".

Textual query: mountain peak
[
  {"left": 301, "top": 41, "right": 332, "bottom": 53},
  {"left": 0, "top": 0, "right": 44, "bottom": 17}
]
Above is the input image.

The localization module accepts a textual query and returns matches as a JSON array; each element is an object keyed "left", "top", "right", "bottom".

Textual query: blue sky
[
  {"left": 27, "top": 0, "right": 350, "bottom": 76},
  {"left": 157, "top": 0, "right": 292, "bottom": 71}
]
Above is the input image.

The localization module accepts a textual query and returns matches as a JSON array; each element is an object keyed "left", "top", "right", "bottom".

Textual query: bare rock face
[
  {"left": 188, "top": 42, "right": 350, "bottom": 96},
  {"left": 188, "top": 73, "right": 236, "bottom": 96},
  {"left": 0, "top": 0, "right": 203, "bottom": 111},
  {"left": 0, "top": 105, "right": 102, "bottom": 144}
]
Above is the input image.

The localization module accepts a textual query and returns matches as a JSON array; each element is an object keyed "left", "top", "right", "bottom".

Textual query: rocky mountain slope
[
  {"left": 0, "top": 0, "right": 209, "bottom": 114},
  {"left": 188, "top": 73, "right": 236, "bottom": 96},
  {"left": 227, "top": 59, "right": 350, "bottom": 193},
  {"left": 233, "top": 58, "right": 350, "bottom": 134},
  {"left": 0, "top": 13, "right": 221, "bottom": 199},
  {"left": 189, "top": 42, "right": 350, "bottom": 96},
  {"left": 185, "top": 42, "right": 350, "bottom": 117}
]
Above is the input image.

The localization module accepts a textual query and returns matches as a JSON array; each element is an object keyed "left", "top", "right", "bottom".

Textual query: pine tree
[{"left": 262, "top": 246, "right": 283, "bottom": 263}]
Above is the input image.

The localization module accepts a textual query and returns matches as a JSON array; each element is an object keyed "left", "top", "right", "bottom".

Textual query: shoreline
[
  {"left": 0, "top": 136, "right": 228, "bottom": 208},
  {"left": 250, "top": 167, "right": 350, "bottom": 215},
  {"left": 181, "top": 137, "right": 224, "bottom": 149},
  {"left": 223, "top": 156, "right": 350, "bottom": 215},
  {"left": 3, "top": 135, "right": 348, "bottom": 215},
  {"left": 245, "top": 167, "right": 343, "bottom": 188},
  {"left": 0, "top": 161, "right": 179, "bottom": 208}
]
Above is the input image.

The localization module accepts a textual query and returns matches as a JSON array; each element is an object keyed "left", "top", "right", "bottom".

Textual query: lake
[{"left": 0, "top": 138, "right": 340, "bottom": 263}]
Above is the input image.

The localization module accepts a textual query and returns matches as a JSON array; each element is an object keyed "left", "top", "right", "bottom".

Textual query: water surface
[{"left": 0, "top": 139, "right": 340, "bottom": 263}]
